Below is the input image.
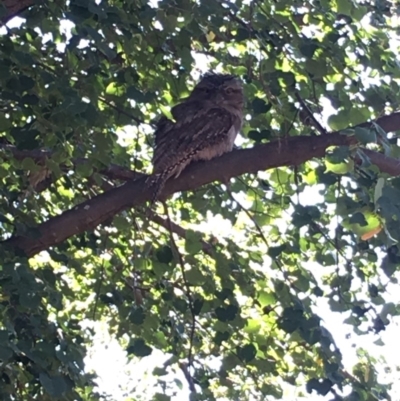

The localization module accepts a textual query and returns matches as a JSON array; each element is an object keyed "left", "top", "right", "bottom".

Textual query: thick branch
[
  {"left": 1, "top": 0, "right": 33, "bottom": 24},
  {"left": 0, "top": 132, "right": 353, "bottom": 256},
  {"left": 3, "top": 111, "right": 400, "bottom": 258},
  {"left": 360, "top": 149, "right": 400, "bottom": 176}
]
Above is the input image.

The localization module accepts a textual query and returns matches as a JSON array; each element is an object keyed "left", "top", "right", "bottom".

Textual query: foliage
[{"left": 1, "top": 0, "right": 400, "bottom": 400}]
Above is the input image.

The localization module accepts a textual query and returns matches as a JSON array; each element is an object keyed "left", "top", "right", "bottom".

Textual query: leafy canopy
[{"left": 0, "top": 0, "right": 400, "bottom": 400}]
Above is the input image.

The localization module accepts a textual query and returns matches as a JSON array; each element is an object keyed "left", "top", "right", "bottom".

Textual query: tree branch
[
  {"left": 0, "top": 0, "right": 34, "bottom": 24},
  {"left": 0, "top": 133, "right": 355, "bottom": 256},
  {"left": 360, "top": 149, "right": 400, "bottom": 176},
  {"left": 0, "top": 144, "right": 145, "bottom": 182},
  {"left": 149, "top": 213, "right": 214, "bottom": 256},
  {"left": 3, "top": 111, "right": 400, "bottom": 257}
]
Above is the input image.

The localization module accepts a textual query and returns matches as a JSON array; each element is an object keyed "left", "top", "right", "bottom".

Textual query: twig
[
  {"left": 162, "top": 202, "right": 196, "bottom": 388},
  {"left": 226, "top": 188, "right": 269, "bottom": 245},
  {"left": 98, "top": 96, "right": 147, "bottom": 126},
  {"left": 295, "top": 92, "right": 328, "bottom": 135},
  {"left": 91, "top": 234, "right": 111, "bottom": 320},
  {"left": 0, "top": 143, "right": 146, "bottom": 182},
  {"left": 178, "top": 362, "right": 197, "bottom": 394},
  {"left": 148, "top": 212, "right": 214, "bottom": 256},
  {"left": 227, "top": 188, "right": 298, "bottom": 289}
]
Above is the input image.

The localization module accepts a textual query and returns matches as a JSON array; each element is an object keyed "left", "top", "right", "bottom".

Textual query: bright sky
[{"left": 2, "top": 8, "right": 400, "bottom": 401}]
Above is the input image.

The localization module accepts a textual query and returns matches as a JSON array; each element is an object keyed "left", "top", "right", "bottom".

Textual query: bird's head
[{"left": 190, "top": 72, "right": 244, "bottom": 110}]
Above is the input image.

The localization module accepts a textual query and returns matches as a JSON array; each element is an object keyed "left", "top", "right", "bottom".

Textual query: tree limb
[
  {"left": 0, "top": 0, "right": 34, "bottom": 24},
  {"left": 3, "top": 111, "right": 400, "bottom": 257},
  {"left": 359, "top": 149, "right": 400, "bottom": 176},
  {"left": 0, "top": 133, "right": 356, "bottom": 256}
]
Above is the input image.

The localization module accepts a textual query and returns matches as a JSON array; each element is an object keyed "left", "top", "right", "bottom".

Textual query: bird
[{"left": 146, "top": 72, "right": 244, "bottom": 205}]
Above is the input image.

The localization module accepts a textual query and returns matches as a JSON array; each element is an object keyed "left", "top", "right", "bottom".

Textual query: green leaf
[
  {"left": 20, "top": 157, "right": 37, "bottom": 171},
  {"left": 381, "top": 256, "right": 397, "bottom": 278},
  {"left": 154, "top": 394, "right": 171, "bottom": 401},
  {"left": 193, "top": 298, "right": 204, "bottom": 315},
  {"left": 354, "top": 126, "right": 377, "bottom": 144},
  {"left": 299, "top": 40, "right": 319, "bottom": 58},
  {"left": 349, "top": 212, "right": 367, "bottom": 226},
  {"left": 336, "top": 0, "right": 352, "bottom": 15},
  {"left": 325, "top": 159, "right": 354, "bottom": 175},
  {"left": 19, "top": 75, "right": 35, "bottom": 91},
  {"left": 45, "top": 159, "right": 63, "bottom": 177},
  {"left": 127, "top": 86, "right": 146, "bottom": 102},
  {"left": 214, "top": 331, "right": 230, "bottom": 345},
  {"left": 19, "top": 291, "right": 40, "bottom": 310},
  {"left": 156, "top": 246, "right": 173, "bottom": 264},
  {"left": 98, "top": 42, "right": 117, "bottom": 60},
  {"left": 22, "top": 94, "right": 39, "bottom": 105},
  {"left": 105, "top": 82, "right": 122, "bottom": 95},
  {"left": 215, "top": 305, "right": 239, "bottom": 322},
  {"left": 327, "top": 110, "right": 349, "bottom": 131},
  {"left": 279, "top": 307, "right": 304, "bottom": 333},
  {"left": 252, "top": 97, "right": 271, "bottom": 114},
  {"left": 76, "top": 162, "right": 94, "bottom": 178},
  {"left": 129, "top": 307, "right": 146, "bottom": 325},
  {"left": 374, "top": 178, "right": 385, "bottom": 205},
  {"left": 127, "top": 339, "right": 152, "bottom": 357},
  {"left": 39, "top": 374, "right": 67, "bottom": 397},
  {"left": 343, "top": 210, "right": 382, "bottom": 240},
  {"left": 351, "top": 5, "right": 368, "bottom": 20},
  {"left": 88, "top": 1, "right": 107, "bottom": 19},
  {"left": 0, "top": 114, "right": 11, "bottom": 131},
  {"left": 185, "top": 229, "right": 203, "bottom": 255},
  {"left": 173, "top": 298, "right": 187, "bottom": 313},
  {"left": 306, "top": 378, "right": 333, "bottom": 396},
  {"left": 185, "top": 266, "right": 205, "bottom": 285},
  {"left": 0, "top": 345, "right": 13, "bottom": 361},
  {"left": 236, "top": 343, "right": 257, "bottom": 363},
  {"left": 257, "top": 291, "right": 276, "bottom": 307}
]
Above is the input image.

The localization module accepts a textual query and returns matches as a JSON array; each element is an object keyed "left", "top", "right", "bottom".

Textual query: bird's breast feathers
[{"left": 192, "top": 123, "right": 239, "bottom": 162}]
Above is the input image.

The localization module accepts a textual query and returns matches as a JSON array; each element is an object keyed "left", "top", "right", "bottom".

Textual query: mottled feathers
[{"left": 147, "top": 72, "right": 244, "bottom": 203}]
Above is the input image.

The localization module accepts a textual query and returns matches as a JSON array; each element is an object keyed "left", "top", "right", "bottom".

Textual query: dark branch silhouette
[
  {"left": 3, "top": 110, "right": 400, "bottom": 257},
  {"left": 0, "top": 143, "right": 145, "bottom": 185},
  {"left": 1, "top": 0, "right": 34, "bottom": 24}
]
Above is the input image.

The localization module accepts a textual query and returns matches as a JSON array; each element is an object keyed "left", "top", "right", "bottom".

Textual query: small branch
[
  {"left": 227, "top": 189, "right": 268, "bottom": 245},
  {"left": 0, "top": 144, "right": 146, "bottom": 182},
  {"left": 98, "top": 96, "right": 147, "bottom": 126},
  {"left": 149, "top": 213, "right": 214, "bottom": 256},
  {"left": 227, "top": 189, "right": 299, "bottom": 290},
  {"left": 295, "top": 92, "right": 328, "bottom": 135},
  {"left": 161, "top": 203, "right": 196, "bottom": 384},
  {"left": 178, "top": 362, "right": 197, "bottom": 394}
]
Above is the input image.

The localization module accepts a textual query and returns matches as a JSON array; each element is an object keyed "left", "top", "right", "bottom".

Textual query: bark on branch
[
  {"left": 3, "top": 111, "right": 400, "bottom": 258},
  {"left": 1, "top": 0, "right": 33, "bottom": 24}
]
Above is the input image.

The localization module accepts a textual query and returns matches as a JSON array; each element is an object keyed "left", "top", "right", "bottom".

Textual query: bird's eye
[{"left": 225, "top": 87, "right": 233, "bottom": 94}]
